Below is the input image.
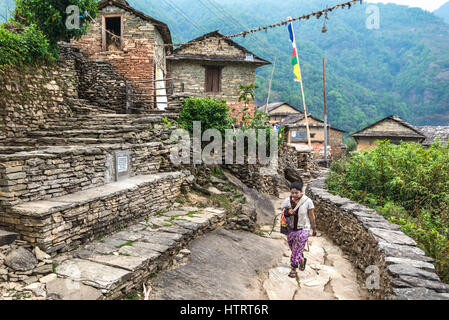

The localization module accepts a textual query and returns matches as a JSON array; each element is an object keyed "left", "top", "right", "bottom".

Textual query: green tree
[{"left": 14, "top": 0, "right": 98, "bottom": 46}]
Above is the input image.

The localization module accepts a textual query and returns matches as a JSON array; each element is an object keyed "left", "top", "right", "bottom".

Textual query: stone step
[
  {"left": 2, "top": 172, "right": 191, "bottom": 254},
  {"left": 0, "top": 229, "right": 18, "bottom": 246},
  {"left": 49, "top": 207, "right": 226, "bottom": 299}
]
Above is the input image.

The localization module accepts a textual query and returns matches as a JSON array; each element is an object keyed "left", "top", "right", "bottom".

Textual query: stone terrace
[{"left": 49, "top": 206, "right": 226, "bottom": 300}]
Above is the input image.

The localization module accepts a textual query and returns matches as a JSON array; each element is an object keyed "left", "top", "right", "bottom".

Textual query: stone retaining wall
[
  {"left": 306, "top": 172, "right": 449, "bottom": 300},
  {"left": 1, "top": 172, "right": 190, "bottom": 254},
  {"left": 0, "top": 62, "right": 77, "bottom": 141},
  {"left": 0, "top": 143, "right": 171, "bottom": 207}
]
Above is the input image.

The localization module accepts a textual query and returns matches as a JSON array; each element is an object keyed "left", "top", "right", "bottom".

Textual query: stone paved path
[{"left": 261, "top": 191, "right": 370, "bottom": 300}]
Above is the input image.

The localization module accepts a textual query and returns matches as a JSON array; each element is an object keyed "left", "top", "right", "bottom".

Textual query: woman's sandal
[
  {"left": 299, "top": 258, "right": 307, "bottom": 271},
  {"left": 288, "top": 269, "right": 297, "bottom": 278}
]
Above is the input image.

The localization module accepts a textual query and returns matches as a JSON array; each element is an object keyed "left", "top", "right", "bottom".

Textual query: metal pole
[
  {"left": 265, "top": 56, "right": 277, "bottom": 115},
  {"left": 323, "top": 58, "right": 328, "bottom": 168}
]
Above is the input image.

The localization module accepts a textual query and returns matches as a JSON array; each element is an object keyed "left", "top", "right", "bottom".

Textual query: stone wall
[
  {"left": 167, "top": 60, "right": 256, "bottom": 118},
  {"left": 306, "top": 172, "right": 449, "bottom": 300},
  {"left": 0, "top": 62, "right": 77, "bottom": 141},
  {"left": 0, "top": 141, "right": 173, "bottom": 207},
  {"left": 72, "top": 5, "right": 168, "bottom": 111},
  {"left": 2, "top": 172, "right": 190, "bottom": 254}
]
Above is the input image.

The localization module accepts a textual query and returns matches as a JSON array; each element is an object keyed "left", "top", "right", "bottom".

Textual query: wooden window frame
[
  {"left": 204, "top": 65, "right": 223, "bottom": 93},
  {"left": 102, "top": 14, "right": 124, "bottom": 52}
]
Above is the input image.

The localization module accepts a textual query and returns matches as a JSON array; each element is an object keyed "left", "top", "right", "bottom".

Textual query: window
[
  {"left": 205, "top": 66, "right": 222, "bottom": 93},
  {"left": 102, "top": 15, "right": 123, "bottom": 51}
]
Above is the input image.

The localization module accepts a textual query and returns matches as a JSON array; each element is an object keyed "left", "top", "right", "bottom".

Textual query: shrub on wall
[
  {"left": 0, "top": 23, "right": 55, "bottom": 68},
  {"left": 326, "top": 140, "right": 449, "bottom": 283},
  {"left": 14, "top": 0, "right": 98, "bottom": 46},
  {"left": 178, "top": 97, "right": 235, "bottom": 135}
]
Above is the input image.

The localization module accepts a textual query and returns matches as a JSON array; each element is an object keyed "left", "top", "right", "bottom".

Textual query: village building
[
  {"left": 166, "top": 31, "right": 271, "bottom": 119},
  {"left": 71, "top": 0, "right": 173, "bottom": 111},
  {"left": 257, "top": 102, "right": 301, "bottom": 123},
  {"left": 281, "top": 113, "right": 346, "bottom": 159},
  {"left": 416, "top": 126, "right": 449, "bottom": 146},
  {"left": 351, "top": 115, "right": 426, "bottom": 152}
]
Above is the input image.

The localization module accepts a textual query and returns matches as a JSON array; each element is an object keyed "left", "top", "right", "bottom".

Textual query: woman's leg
[{"left": 290, "top": 230, "right": 309, "bottom": 270}]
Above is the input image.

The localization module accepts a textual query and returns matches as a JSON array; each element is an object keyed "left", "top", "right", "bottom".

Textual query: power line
[
  {"left": 161, "top": 0, "right": 208, "bottom": 34},
  {"left": 197, "top": 0, "right": 238, "bottom": 31},
  {"left": 203, "top": 0, "right": 248, "bottom": 31},
  {"left": 153, "top": 0, "right": 363, "bottom": 47}
]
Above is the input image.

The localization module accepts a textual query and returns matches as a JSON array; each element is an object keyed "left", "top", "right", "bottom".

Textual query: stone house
[
  {"left": 166, "top": 31, "right": 271, "bottom": 120},
  {"left": 351, "top": 115, "right": 426, "bottom": 152},
  {"left": 71, "top": 0, "right": 173, "bottom": 111},
  {"left": 257, "top": 102, "right": 301, "bottom": 124},
  {"left": 416, "top": 126, "right": 449, "bottom": 146},
  {"left": 281, "top": 113, "right": 346, "bottom": 159}
]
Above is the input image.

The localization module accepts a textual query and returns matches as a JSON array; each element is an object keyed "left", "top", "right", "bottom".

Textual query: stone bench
[{"left": 1, "top": 172, "right": 192, "bottom": 254}]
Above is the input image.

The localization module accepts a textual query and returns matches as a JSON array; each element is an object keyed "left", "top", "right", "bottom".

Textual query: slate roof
[
  {"left": 416, "top": 126, "right": 449, "bottom": 146},
  {"left": 167, "top": 31, "right": 270, "bottom": 66},
  {"left": 98, "top": 0, "right": 173, "bottom": 47},
  {"left": 257, "top": 102, "right": 300, "bottom": 114},
  {"left": 352, "top": 115, "right": 426, "bottom": 139},
  {"left": 281, "top": 113, "right": 346, "bottom": 133}
]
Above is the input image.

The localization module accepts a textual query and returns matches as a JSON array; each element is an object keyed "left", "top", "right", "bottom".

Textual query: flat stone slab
[
  {"left": 46, "top": 278, "right": 103, "bottom": 300},
  {"left": 86, "top": 254, "right": 148, "bottom": 272},
  {"left": 263, "top": 267, "right": 298, "bottom": 300},
  {"left": 55, "top": 258, "right": 131, "bottom": 290},
  {"left": 10, "top": 173, "right": 183, "bottom": 217},
  {"left": 387, "top": 264, "right": 440, "bottom": 281},
  {"left": 369, "top": 228, "right": 417, "bottom": 246},
  {"left": 393, "top": 287, "right": 449, "bottom": 300},
  {"left": 377, "top": 242, "right": 432, "bottom": 262},
  {"left": 0, "top": 230, "right": 18, "bottom": 246},
  {"left": 385, "top": 257, "right": 435, "bottom": 272},
  {"left": 392, "top": 275, "right": 449, "bottom": 293}
]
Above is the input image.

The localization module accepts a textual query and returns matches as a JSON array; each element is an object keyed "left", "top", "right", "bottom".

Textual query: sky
[{"left": 366, "top": 0, "right": 448, "bottom": 12}]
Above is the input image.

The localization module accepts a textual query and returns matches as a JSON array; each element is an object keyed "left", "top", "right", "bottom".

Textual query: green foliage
[
  {"left": 128, "top": 0, "right": 449, "bottom": 129},
  {"left": 238, "top": 83, "right": 255, "bottom": 106},
  {"left": 0, "top": 23, "right": 55, "bottom": 67},
  {"left": 14, "top": 0, "right": 98, "bottom": 46},
  {"left": 178, "top": 97, "right": 235, "bottom": 135},
  {"left": 326, "top": 140, "right": 449, "bottom": 283}
]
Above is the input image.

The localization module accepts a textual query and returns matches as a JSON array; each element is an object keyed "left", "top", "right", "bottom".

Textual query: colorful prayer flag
[{"left": 288, "top": 22, "right": 301, "bottom": 82}]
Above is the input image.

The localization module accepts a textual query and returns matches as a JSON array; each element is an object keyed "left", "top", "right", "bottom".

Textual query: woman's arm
[{"left": 308, "top": 208, "right": 317, "bottom": 236}]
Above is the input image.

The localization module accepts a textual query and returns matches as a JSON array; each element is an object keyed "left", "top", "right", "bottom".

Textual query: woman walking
[{"left": 281, "top": 181, "right": 317, "bottom": 278}]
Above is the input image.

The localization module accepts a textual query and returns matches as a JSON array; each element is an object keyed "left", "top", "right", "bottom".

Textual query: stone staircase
[{"left": 48, "top": 207, "right": 226, "bottom": 300}]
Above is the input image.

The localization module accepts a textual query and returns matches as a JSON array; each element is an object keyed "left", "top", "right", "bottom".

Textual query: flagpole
[
  {"left": 323, "top": 58, "right": 328, "bottom": 168},
  {"left": 288, "top": 18, "right": 312, "bottom": 148}
]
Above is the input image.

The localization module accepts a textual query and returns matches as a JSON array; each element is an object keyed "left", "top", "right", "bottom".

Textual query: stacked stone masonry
[
  {"left": 306, "top": 172, "right": 449, "bottom": 300},
  {"left": 1, "top": 172, "right": 191, "bottom": 254}
]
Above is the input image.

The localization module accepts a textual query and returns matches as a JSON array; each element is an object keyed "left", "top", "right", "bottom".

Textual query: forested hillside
[
  {"left": 2, "top": 0, "right": 449, "bottom": 132},
  {"left": 128, "top": 0, "right": 449, "bottom": 132}
]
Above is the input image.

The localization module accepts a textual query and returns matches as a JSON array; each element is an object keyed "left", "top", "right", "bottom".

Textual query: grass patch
[
  {"left": 125, "top": 292, "right": 141, "bottom": 300},
  {"left": 168, "top": 210, "right": 200, "bottom": 222},
  {"left": 96, "top": 234, "right": 107, "bottom": 241},
  {"left": 117, "top": 240, "right": 135, "bottom": 248},
  {"left": 52, "top": 262, "right": 59, "bottom": 273}
]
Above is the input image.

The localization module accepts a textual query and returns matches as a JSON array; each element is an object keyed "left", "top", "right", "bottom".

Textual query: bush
[
  {"left": 178, "top": 97, "right": 235, "bottom": 135},
  {"left": 326, "top": 140, "right": 449, "bottom": 283},
  {"left": 0, "top": 23, "right": 56, "bottom": 68},
  {"left": 14, "top": 0, "right": 98, "bottom": 46}
]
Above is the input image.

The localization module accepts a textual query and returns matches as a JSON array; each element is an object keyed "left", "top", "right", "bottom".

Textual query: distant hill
[
  {"left": 128, "top": 0, "right": 449, "bottom": 130},
  {"left": 434, "top": 1, "right": 449, "bottom": 23},
  {"left": 2, "top": 0, "right": 449, "bottom": 131}
]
